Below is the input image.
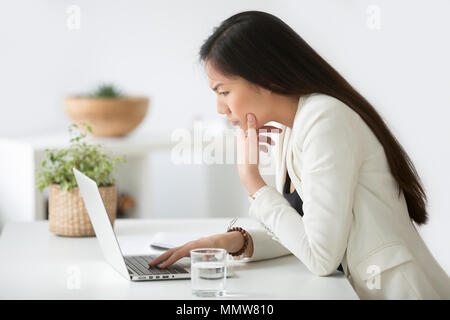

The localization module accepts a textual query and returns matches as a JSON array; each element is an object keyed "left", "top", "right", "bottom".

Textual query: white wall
[{"left": 1, "top": 0, "right": 449, "bottom": 273}]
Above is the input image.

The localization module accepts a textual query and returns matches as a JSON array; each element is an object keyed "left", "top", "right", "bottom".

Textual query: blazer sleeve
[
  {"left": 232, "top": 223, "right": 292, "bottom": 262},
  {"left": 248, "top": 103, "right": 362, "bottom": 276}
]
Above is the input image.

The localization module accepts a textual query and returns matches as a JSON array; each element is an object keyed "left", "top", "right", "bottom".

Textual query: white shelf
[
  {"left": 0, "top": 129, "right": 175, "bottom": 229},
  {"left": 0, "top": 126, "right": 273, "bottom": 231},
  {"left": 0, "top": 127, "right": 256, "bottom": 230},
  {"left": 1, "top": 129, "right": 175, "bottom": 154}
]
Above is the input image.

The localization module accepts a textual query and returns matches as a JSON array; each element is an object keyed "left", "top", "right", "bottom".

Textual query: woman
[{"left": 149, "top": 11, "right": 450, "bottom": 299}]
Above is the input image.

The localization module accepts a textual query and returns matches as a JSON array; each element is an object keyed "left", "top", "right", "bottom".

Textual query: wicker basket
[{"left": 48, "top": 184, "right": 117, "bottom": 237}]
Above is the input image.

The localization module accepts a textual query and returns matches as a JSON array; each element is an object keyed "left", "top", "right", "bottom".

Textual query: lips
[{"left": 227, "top": 118, "right": 240, "bottom": 126}]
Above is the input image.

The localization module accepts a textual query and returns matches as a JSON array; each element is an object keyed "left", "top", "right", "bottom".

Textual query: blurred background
[{"left": 0, "top": 0, "right": 449, "bottom": 272}]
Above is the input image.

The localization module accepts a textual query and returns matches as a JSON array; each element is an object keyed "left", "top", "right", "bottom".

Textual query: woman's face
[{"left": 206, "top": 61, "right": 272, "bottom": 131}]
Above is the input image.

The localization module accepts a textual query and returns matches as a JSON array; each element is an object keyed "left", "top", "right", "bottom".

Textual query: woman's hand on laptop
[
  {"left": 148, "top": 231, "right": 253, "bottom": 268},
  {"left": 148, "top": 235, "right": 220, "bottom": 269}
]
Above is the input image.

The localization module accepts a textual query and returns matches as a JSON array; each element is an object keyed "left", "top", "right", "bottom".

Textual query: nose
[{"left": 216, "top": 99, "right": 230, "bottom": 116}]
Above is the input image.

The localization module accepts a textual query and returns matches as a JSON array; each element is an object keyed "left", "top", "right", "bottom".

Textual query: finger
[
  {"left": 246, "top": 113, "right": 257, "bottom": 130},
  {"left": 257, "top": 135, "right": 275, "bottom": 146},
  {"left": 237, "top": 128, "right": 246, "bottom": 165},
  {"left": 158, "top": 250, "right": 188, "bottom": 269},
  {"left": 257, "top": 126, "right": 283, "bottom": 133},
  {"left": 148, "top": 248, "right": 175, "bottom": 267},
  {"left": 148, "top": 252, "right": 170, "bottom": 267},
  {"left": 247, "top": 114, "right": 258, "bottom": 165}
]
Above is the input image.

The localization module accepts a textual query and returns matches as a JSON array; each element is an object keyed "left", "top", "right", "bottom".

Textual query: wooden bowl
[{"left": 64, "top": 96, "right": 149, "bottom": 137}]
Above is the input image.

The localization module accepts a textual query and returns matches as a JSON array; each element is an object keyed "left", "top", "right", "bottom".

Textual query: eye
[{"left": 219, "top": 91, "right": 229, "bottom": 96}]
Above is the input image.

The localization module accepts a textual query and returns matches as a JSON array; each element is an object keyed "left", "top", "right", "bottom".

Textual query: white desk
[{"left": 0, "top": 218, "right": 358, "bottom": 300}]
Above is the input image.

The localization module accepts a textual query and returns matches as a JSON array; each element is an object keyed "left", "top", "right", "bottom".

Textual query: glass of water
[{"left": 190, "top": 248, "right": 227, "bottom": 297}]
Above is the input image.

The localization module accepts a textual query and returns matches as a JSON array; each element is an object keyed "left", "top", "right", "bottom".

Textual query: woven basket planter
[{"left": 48, "top": 184, "right": 117, "bottom": 237}]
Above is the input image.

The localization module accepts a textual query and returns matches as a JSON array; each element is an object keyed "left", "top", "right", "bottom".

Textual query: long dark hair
[{"left": 199, "top": 10, "right": 428, "bottom": 226}]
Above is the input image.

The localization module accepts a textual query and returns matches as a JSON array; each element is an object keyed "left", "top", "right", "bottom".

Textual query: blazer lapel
[
  {"left": 275, "top": 94, "right": 310, "bottom": 196},
  {"left": 275, "top": 125, "right": 290, "bottom": 193},
  {"left": 286, "top": 136, "right": 304, "bottom": 199}
]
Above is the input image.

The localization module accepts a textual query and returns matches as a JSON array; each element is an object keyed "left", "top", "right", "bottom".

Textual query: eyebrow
[{"left": 212, "top": 83, "right": 224, "bottom": 92}]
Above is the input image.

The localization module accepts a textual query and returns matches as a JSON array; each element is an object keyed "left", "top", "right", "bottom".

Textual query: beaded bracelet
[{"left": 226, "top": 227, "right": 249, "bottom": 257}]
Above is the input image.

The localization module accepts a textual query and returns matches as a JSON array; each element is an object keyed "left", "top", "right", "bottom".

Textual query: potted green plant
[
  {"left": 36, "top": 123, "right": 127, "bottom": 236},
  {"left": 64, "top": 83, "right": 149, "bottom": 137}
]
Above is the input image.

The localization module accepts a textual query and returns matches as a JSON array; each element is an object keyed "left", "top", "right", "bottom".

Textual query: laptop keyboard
[{"left": 124, "top": 255, "right": 189, "bottom": 276}]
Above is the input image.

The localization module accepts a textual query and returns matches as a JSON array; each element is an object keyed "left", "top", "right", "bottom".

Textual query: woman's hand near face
[{"left": 237, "top": 113, "right": 282, "bottom": 195}]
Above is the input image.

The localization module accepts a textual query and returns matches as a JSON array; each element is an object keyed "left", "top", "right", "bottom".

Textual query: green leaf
[
  {"left": 91, "top": 83, "right": 123, "bottom": 98},
  {"left": 34, "top": 122, "right": 126, "bottom": 193}
]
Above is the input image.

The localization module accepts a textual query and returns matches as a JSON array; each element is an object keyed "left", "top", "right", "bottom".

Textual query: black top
[{"left": 282, "top": 171, "right": 344, "bottom": 273}]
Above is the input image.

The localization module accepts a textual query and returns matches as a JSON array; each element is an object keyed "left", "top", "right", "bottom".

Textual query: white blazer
[{"left": 237, "top": 93, "right": 450, "bottom": 300}]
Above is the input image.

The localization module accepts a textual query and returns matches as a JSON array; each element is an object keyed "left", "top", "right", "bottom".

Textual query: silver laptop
[{"left": 73, "top": 167, "right": 191, "bottom": 281}]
